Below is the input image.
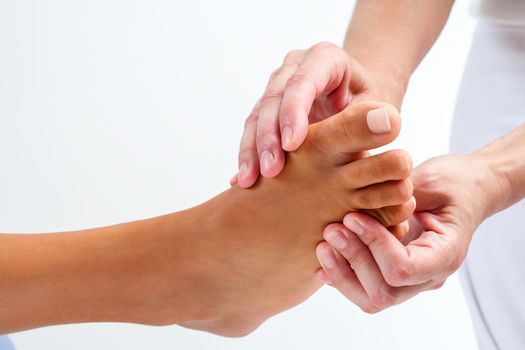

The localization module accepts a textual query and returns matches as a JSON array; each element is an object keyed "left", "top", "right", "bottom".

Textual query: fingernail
[
  {"left": 318, "top": 248, "right": 335, "bottom": 269},
  {"left": 282, "top": 125, "right": 293, "bottom": 149},
  {"left": 366, "top": 107, "right": 391, "bottom": 134},
  {"left": 325, "top": 230, "right": 347, "bottom": 250},
  {"left": 344, "top": 216, "right": 364, "bottom": 235},
  {"left": 260, "top": 150, "right": 274, "bottom": 174},
  {"left": 238, "top": 162, "right": 249, "bottom": 181}
]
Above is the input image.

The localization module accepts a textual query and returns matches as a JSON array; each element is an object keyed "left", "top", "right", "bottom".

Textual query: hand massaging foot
[{"left": 175, "top": 101, "right": 414, "bottom": 336}]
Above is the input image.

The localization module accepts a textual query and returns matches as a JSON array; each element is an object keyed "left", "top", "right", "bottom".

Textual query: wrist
[
  {"left": 349, "top": 57, "right": 408, "bottom": 110},
  {"left": 469, "top": 150, "right": 512, "bottom": 219}
]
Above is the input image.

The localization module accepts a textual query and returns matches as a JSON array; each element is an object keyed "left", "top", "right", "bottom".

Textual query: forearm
[
  {"left": 472, "top": 123, "right": 525, "bottom": 217},
  {"left": 0, "top": 213, "right": 194, "bottom": 333},
  {"left": 344, "top": 0, "right": 454, "bottom": 91}
]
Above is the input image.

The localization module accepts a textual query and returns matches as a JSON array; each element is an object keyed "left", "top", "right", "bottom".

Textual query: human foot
[{"left": 166, "top": 102, "right": 414, "bottom": 336}]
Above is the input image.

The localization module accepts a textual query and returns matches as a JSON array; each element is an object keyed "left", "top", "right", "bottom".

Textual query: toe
[
  {"left": 338, "top": 149, "right": 412, "bottom": 188},
  {"left": 361, "top": 196, "right": 417, "bottom": 228},
  {"left": 308, "top": 101, "right": 401, "bottom": 160},
  {"left": 349, "top": 179, "right": 414, "bottom": 209}
]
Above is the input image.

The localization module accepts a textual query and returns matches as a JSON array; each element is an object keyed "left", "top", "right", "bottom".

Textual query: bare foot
[{"left": 154, "top": 102, "right": 414, "bottom": 336}]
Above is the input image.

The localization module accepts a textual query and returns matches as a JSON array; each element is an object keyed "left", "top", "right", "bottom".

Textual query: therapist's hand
[
  {"left": 315, "top": 153, "right": 505, "bottom": 313},
  {"left": 232, "top": 42, "right": 405, "bottom": 188}
]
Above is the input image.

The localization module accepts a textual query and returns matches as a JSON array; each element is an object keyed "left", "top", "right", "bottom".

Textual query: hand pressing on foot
[
  {"left": 175, "top": 101, "right": 414, "bottom": 336},
  {"left": 315, "top": 138, "right": 522, "bottom": 313},
  {"left": 0, "top": 102, "right": 413, "bottom": 337},
  {"left": 231, "top": 42, "right": 406, "bottom": 188}
]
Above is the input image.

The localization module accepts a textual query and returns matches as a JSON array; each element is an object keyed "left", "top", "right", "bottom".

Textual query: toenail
[
  {"left": 281, "top": 125, "right": 294, "bottom": 149},
  {"left": 325, "top": 230, "right": 347, "bottom": 250},
  {"left": 367, "top": 107, "right": 391, "bottom": 134},
  {"left": 318, "top": 248, "right": 336, "bottom": 269},
  {"left": 400, "top": 180, "right": 411, "bottom": 199},
  {"left": 344, "top": 216, "right": 364, "bottom": 235},
  {"left": 260, "top": 150, "right": 274, "bottom": 173}
]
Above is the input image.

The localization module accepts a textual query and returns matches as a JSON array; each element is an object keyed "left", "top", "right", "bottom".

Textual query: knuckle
[
  {"left": 269, "top": 68, "right": 282, "bottom": 80},
  {"left": 432, "top": 281, "right": 446, "bottom": 290},
  {"left": 256, "top": 135, "right": 279, "bottom": 151},
  {"left": 256, "top": 129, "right": 280, "bottom": 151},
  {"left": 370, "top": 286, "right": 397, "bottom": 310},
  {"left": 243, "top": 113, "right": 258, "bottom": 129},
  {"left": 360, "top": 304, "right": 381, "bottom": 314},
  {"left": 309, "top": 41, "right": 336, "bottom": 53},
  {"left": 283, "top": 49, "right": 303, "bottom": 65},
  {"left": 285, "top": 71, "right": 313, "bottom": 90},
  {"left": 260, "top": 91, "right": 282, "bottom": 107},
  {"left": 238, "top": 148, "right": 255, "bottom": 163},
  {"left": 385, "top": 264, "right": 411, "bottom": 287},
  {"left": 346, "top": 248, "right": 369, "bottom": 271}
]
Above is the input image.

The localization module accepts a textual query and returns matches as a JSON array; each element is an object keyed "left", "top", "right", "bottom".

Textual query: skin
[
  {"left": 233, "top": 0, "right": 454, "bottom": 187},
  {"left": 0, "top": 102, "right": 413, "bottom": 336},
  {"left": 235, "top": 0, "right": 525, "bottom": 312},
  {"left": 318, "top": 124, "right": 525, "bottom": 312}
]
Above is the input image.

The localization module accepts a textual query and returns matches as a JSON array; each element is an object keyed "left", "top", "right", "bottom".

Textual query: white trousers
[{"left": 451, "top": 21, "right": 525, "bottom": 350}]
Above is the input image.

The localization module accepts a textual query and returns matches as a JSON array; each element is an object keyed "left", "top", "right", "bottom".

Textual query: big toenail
[{"left": 367, "top": 107, "right": 391, "bottom": 134}]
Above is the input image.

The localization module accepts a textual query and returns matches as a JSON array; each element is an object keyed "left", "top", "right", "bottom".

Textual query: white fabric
[
  {"left": 450, "top": 21, "right": 525, "bottom": 350},
  {"left": 471, "top": 0, "right": 525, "bottom": 26}
]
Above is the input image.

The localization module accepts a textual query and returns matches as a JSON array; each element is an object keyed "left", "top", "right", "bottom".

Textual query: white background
[{"left": 0, "top": 0, "right": 478, "bottom": 349}]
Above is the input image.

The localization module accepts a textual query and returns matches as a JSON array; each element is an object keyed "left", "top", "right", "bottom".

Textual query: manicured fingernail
[
  {"left": 325, "top": 230, "right": 347, "bottom": 250},
  {"left": 318, "top": 248, "right": 335, "bottom": 269},
  {"left": 260, "top": 150, "right": 274, "bottom": 174},
  {"left": 367, "top": 107, "right": 391, "bottom": 134},
  {"left": 238, "top": 162, "right": 249, "bottom": 181},
  {"left": 344, "top": 217, "right": 364, "bottom": 235},
  {"left": 282, "top": 125, "right": 293, "bottom": 149}
]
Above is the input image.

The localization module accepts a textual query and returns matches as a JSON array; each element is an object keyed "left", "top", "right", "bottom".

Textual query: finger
[
  {"left": 350, "top": 179, "right": 413, "bottom": 209},
  {"left": 323, "top": 224, "right": 399, "bottom": 311},
  {"left": 361, "top": 196, "right": 416, "bottom": 228},
  {"left": 315, "top": 268, "right": 332, "bottom": 285},
  {"left": 324, "top": 224, "right": 439, "bottom": 311},
  {"left": 237, "top": 102, "right": 262, "bottom": 188},
  {"left": 338, "top": 149, "right": 412, "bottom": 188},
  {"left": 316, "top": 241, "right": 371, "bottom": 310},
  {"left": 279, "top": 42, "right": 351, "bottom": 151},
  {"left": 229, "top": 174, "right": 239, "bottom": 187},
  {"left": 343, "top": 212, "right": 447, "bottom": 286},
  {"left": 256, "top": 65, "right": 298, "bottom": 178}
]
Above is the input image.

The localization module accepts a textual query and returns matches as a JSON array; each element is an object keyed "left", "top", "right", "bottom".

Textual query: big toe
[{"left": 309, "top": 101, "right": 401, "bottom": 159}]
